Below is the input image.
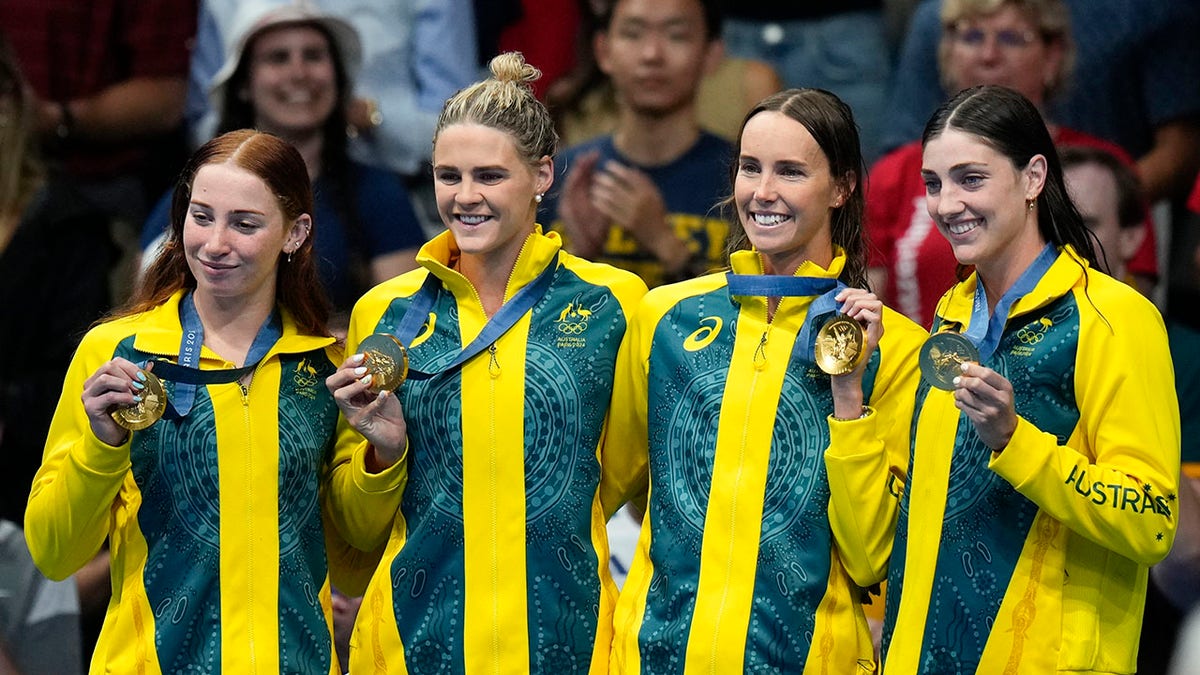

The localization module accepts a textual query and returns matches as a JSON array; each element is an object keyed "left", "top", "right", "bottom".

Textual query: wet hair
[
  {"left": 939, "top": 0, "right": 1074, "bottom": 99},
  {"left": 724, "top": 88, "right": 869, "bottom": 288},
  {"left": 598, "top": 0, "right": 723, "bottom": 41},
  {"left": 922, "top": 84, "right": 1099, "bottom": 276},
  {"left": 1059, "top": 144, "right": 1144, "bottom": 230},
  {"left": 121, "top": 130, "right": 331, "bottom": 336},
  {"left": 434, "top": 51, "right": 558, "bottom": 169}
]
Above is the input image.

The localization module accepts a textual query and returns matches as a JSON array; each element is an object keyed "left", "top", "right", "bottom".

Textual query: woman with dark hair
[
  {"left": 604, "top": 88, "right": 926, "bottom": 672},
  {"left": 26, "top": 129, "right": 369, "bottom": 673},
  {"left": 142, "top": 1, "right": 426, "bottom": 324},
  {"left": 880, "top": 84, "right": 1179, "bottom": 674},
  {"left": 866, "top": 0, "right": 1159, "bottom": 328}
]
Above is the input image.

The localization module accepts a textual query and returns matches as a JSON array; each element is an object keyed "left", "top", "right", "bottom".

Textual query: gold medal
[
  {"left": 814, "top": 314, "right": 866, "bottom": 375},
  {"left": 919, "top": 331, "right": 979, "bottom": 391},
  {"left": 357, "top": 333, "right": 409, "bottom": 393},
  {"left": 111, "top": 370, "right": 167, "bottom": 431}
]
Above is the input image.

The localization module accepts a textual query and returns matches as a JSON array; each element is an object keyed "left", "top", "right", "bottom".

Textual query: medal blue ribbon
[
  {"left": 726, "top": 273, "right": 847, "bottom": 362},
  {"left": 153, "top": 292, "right": 282, "bottom": 418},
  {"left": 390, "top": 252, "right": 559, "bottom": 381},
  {"left": 962, "top": 243, "right": 1058, "bottom": 361}
]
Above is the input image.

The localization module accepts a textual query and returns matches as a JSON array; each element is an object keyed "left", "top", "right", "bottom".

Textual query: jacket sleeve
[
  {"left": 324, "top": 302, "right": 408, "bottom": 553},
  {"left": 321, "top": 502, "right": 386, "bottom": 597},
  {"left": 824, "top": 311, "right": 923, "bottom": 586},
  {"left": 989, "top": 291, "right": 1180, "bottom": 565},
  {"left": 24, "top": 329, "right": 131, "bottom": 581},
  {"left": 597, "top": 293, "right": 654, "bottom": 520}
]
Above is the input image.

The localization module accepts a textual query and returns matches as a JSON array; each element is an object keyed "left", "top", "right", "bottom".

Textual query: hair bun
[{"left": 490, "top": 51, "right": 541, "bottom": 86}]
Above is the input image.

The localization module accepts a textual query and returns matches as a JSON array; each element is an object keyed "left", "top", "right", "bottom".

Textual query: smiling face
[
  {"left": 243, "top": 23, "right": 338, "bottom": 138},
  {"left": 734, "top": 111, "right": 848, "bottom": 275},
  {"left": 183, "top": 161, "right": 309, "bottom": 308},
  {"left": 941, "top": 4, "right": 1063, "bottom": 107},
  {"left": 921, "top": 128, "right": 1046, "bottom": 280},
  {"left": 432, "top": 123, "right": 553, "bottom": 269}
]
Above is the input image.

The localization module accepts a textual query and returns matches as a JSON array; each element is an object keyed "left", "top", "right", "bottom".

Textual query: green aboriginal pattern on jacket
[
  {"left": 118, "top": 337, "right": 338, "bottom": 674},
  {"left": 639, "top": 289, "right": 880, "bottom": 672},
  {"left": 376, "top": 267, "right": 629, "bottom": 672},
  {"left": 883, "top": 295, "right": 1081, "bottom": 673}
]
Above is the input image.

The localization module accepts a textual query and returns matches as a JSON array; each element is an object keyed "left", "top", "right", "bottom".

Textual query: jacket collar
[
  {"left": 416, "top": 226, "right": 563, "bottom": 301},
  {"left": 131, "top": 290, "right": 335, "bottom": 361},
  {"left": 729, "top": 246, "right": 848, "bottom": 279},
  {"left": 937, "top": 245, "right": 1087, "bottom": 328}
]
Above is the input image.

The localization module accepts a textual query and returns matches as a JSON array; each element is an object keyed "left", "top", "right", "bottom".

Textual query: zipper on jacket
[
  {"left": 708, "top": 297, "right": 771, "bottom": 666},
  {"left": 239, "top": 375, "right": 256, "bottom": 671},
  {"left": 488, "top": 368, "right": 501, "bottom": 671},
  {"left": 708, "top": 366, "right": 763, "bottom": 670},
  {"left": 753, "top": 327, "right": 770, "bottom": 370}
]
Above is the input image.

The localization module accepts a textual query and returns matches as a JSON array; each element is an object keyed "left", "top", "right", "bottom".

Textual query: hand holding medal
[
  {"left": 816, "top": 288, "right": 883, "bottom": 377},
  {"left": 326, "top": 336, "right": 412, "bottom": 469},
  {"left": 110, "top": 369, "right": 167, "bottom": 431},
  {"left": 80, "top": 358, "right": 165, "bottom": 445}
]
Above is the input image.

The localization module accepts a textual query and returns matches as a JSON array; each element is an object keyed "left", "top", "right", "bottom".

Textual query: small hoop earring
[{"left": 1026, "top": 198, "right": 1036, "bottom": 213}]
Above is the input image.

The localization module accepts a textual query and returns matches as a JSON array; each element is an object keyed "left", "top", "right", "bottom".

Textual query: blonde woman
[{"left": 326, "top": 52, "right": 646, "bottom": 673}]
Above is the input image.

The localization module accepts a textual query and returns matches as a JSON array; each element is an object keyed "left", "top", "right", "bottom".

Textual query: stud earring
[
  {"left": 286, "top": 247, "right": 294, "bottom": 264},
  {"left": 534, "top": 193, "right": 544, "bottom": 204},
  {"left": 1026, "top": 198, "right": 1036, "bottom": 213}
]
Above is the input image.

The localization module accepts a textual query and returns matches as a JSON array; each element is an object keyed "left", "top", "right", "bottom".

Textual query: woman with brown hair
[
  {"left": 26, "top": 129, "right": 367, "bottom": 673},
  {"left": 605, "top": 88, "right": 926, "bottom": 672},
  {"left": 866, "top": 0, "right": 1158, "bottom": 328}
]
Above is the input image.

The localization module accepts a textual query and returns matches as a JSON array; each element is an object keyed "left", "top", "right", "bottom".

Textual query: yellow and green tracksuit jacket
[
  {"left": 881, "top": 247, "right": 1180, "bottom": 674},
  {"left": 328, "top": 228, "right": 647, "bottom": 674},
  {"left": 603, "top": 249, "right": 926, "bottom": 673},
  {"left": 24, "top": 291, "right": 365, "bottom": 675}
]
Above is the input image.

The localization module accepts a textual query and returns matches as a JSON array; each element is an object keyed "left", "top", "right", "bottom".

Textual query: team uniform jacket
[
  {"left": 25, "top": 291, "right": 358, "bottom": 675},
  {"left": 881, "top": 247, "right": 1180, "bottom": 674},
  {"left": 329, "top": 228, "right": 647, "bottom": 674},
  {"left": 603, "top": 249, "right": 926, "bottom": 673}
]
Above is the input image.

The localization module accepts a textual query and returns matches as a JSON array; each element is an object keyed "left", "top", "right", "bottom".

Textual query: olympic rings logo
[
  {"left": 557, "top": 322, "right": 587, "bottom": 334},
  {"left": 1016, "top": 328, "right": 1044, "bottom": 344}
]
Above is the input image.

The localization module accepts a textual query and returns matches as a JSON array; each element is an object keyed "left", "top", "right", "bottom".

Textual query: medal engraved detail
[
  {"left": 814, "top": 315, "right": 866, "bottom": 375},
  {"left": 358, "top": 333, "right": 409, "bottom": 393},
  {"left": 919, "top": 331, "right": 980, "bottom": 391}
]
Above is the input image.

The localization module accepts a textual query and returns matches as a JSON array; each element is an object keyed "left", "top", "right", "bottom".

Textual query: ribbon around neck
[
  {"left": 726, "top": 272, "right": 848, "bottom": 363},
  {"left": 389, "top": 252, "right": 559, "bottom": 381},
  {"left": 961, "top": 243, "right": 1058, "bottom": 362},
  {"left": 152, "top": 292, "right": 282, "bottom": 418}
]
